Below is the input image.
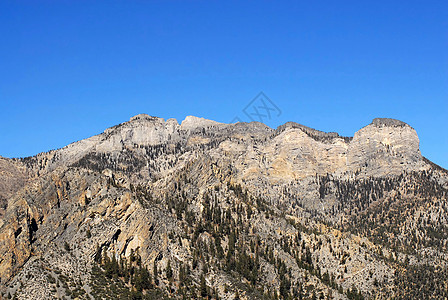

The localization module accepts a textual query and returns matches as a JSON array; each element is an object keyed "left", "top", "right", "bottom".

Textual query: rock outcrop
[
  {"left": 0, "top": 114, "right": 446, "bottom": 300},
  {"left": 0, "top": 157, "right": 29, "bottom": 217},
  {"left": 347, "top": 118, "right": 422, "bottom": 176}
]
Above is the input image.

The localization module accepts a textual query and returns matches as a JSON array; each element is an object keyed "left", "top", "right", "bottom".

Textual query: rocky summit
[{"left": 0, "top": 114, "right": 447, "bottom": 299}]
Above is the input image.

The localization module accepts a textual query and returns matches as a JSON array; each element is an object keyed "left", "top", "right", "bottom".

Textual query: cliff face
[
  {"left": 0, "top": 115, "right": 446, "bottom": 300},
  {"left": 347, "top": 118, "right": 422, "bottom": 176},
  {"left": 20, "top": 115, "right": 424, "bottom": 180},
  {"left": 0, "top": 157, "right": 29, "bottom": 217}
]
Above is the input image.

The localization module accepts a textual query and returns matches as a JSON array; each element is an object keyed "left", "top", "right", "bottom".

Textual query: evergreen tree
[
  {"left": 200, "top": 273, "right": 207, "bottom": 298},
  {"left": 166, "top": 259, "right": 173, "bottom": 280},
  {"left": 153, "top": 260, "right": 159, "bottom": 285}
]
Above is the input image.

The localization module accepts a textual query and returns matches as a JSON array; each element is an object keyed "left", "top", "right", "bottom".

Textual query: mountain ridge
[
  {"left": 17, "top": 114, "right": 425, "bottom": 178},
  {"left": 7, "top": 115, "right": 415, "bottom": 160},
  {"left": 1, "top": 114, "right": 447, "bottom": 299}
]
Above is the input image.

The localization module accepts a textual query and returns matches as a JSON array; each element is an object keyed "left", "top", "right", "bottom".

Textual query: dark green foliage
[
  {"left": 166, "top": 260, "right": 173, "bottom": 280},
  {"left": 393, "top": 264, "right": 448, "bottom": 299},
  {"left": 92, "top": 249, "right": 168, "bottom": 300},
  {"left": 63, "top": 241, "right": 70, "bottom": 252},
  {"left": 72, "top": 165, "right": 448, "bottom": 299},
  {"left": 200, "top": 274, "right": 207, "bottom": 298},
  {"left": 153, "top": 260, "right": 159, "bottom": 285}
]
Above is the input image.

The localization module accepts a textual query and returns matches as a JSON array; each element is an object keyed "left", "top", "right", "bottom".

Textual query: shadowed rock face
[{"left": 0, "top": 114, "right": 445, "bottom": 299}]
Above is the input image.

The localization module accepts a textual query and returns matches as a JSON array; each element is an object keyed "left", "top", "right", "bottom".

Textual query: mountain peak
[
  {"left": 1, "top": 112, "right": 444, "bottom": 300},
  {"left": 276, "top": 122, "right": 342, "bottom": 142},
  {"left": 180, "top": 115, "right": 223, "bottom": 130},
  {"left": 129, "top": 113, "right": 164, "bottom": 123},
  {"left": 348, "top": 117, "right": 421, "bottom": 175}
]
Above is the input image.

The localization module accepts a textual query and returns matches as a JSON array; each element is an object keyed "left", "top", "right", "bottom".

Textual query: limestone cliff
[{"left": 0, "top": 115, "right": 446, "bottom": 300}]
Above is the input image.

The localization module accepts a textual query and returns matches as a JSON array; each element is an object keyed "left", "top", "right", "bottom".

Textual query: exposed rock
[
  {"left": 347, "top": 118, "right": 422, "bottom": 176},
  {"left": 0, "top": 157, "right": 29, "bottom": 217},
  {"left": 0, "top": 114, "right": 446, "bottom": 299}
]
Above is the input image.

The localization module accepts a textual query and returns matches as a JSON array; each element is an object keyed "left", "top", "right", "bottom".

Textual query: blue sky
[{"left": 1, "top": 1, "right": 447, "bottom": 168}]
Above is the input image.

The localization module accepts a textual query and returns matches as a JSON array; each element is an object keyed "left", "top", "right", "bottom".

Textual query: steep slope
[
  {"left": 0, "top": 114, "right": 446, "bottom": 300},
  {"left": 0, "top": 157, "right": 29, "bottom": 218}
]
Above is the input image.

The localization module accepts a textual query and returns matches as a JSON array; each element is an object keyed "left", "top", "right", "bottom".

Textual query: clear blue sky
[{"left": 1, "top": 1, "right": 447, "bottom": 168}]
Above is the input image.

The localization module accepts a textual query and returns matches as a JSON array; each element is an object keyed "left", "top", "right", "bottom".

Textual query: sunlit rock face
[
  {"left": 1, "top": 114, "right": 444, "bottom": 300},
  {"left": 347, "top": 118, "right": 422, "bottom": 176}
]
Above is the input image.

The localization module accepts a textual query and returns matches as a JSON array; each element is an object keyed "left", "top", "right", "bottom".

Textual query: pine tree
[
  {"left": 153, "top": 260, "right": 159, "bottom": 285},
  {"left": 200, "top": 273, "right": 208, "bottom": 298},
  {"left": 166, "top": 259, "right": 173, "bottom": 280}
]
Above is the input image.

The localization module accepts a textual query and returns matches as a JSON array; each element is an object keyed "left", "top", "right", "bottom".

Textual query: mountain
[{"left": 0, "top": 114, "right": 447, "bottom": 299}]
